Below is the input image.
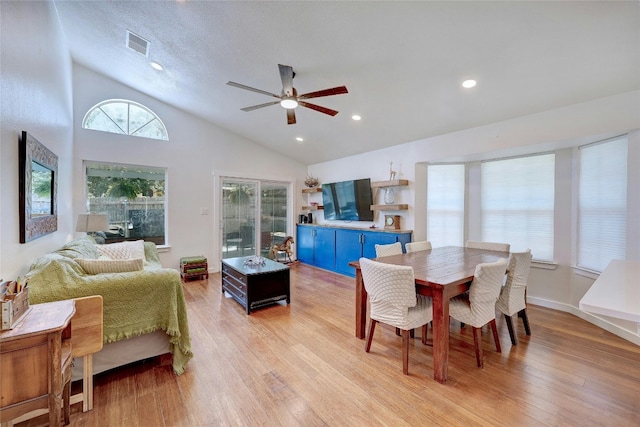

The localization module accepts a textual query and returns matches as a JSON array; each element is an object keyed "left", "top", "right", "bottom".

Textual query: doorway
[{"left": 221, "top": 179, "right": 290, "bottom": 260}]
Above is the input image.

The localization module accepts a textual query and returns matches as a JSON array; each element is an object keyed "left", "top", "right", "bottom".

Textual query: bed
[{"left": 26, "top": 237, "right": 193, "bottom": 378}]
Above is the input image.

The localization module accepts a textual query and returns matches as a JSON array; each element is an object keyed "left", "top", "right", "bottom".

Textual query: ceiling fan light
[
  {"left": 462, "top": 79, "right": 477, "bottom": 88},
  {"left": 280, "top": 97, "right": 298, "bottom": 109}
]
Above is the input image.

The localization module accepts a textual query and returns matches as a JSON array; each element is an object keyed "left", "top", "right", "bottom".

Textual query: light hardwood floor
[{"left": 20, "top": 263, "right": 640, "bottom": 426}]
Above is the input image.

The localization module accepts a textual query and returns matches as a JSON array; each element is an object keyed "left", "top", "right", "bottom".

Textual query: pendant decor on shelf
[{"left": 304, "top": 175, "right": 320, "bottom": 188}]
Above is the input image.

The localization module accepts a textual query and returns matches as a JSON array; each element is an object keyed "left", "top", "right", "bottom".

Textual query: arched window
[{"left": 82, "top": 99, "right": 168, "bottom": 141}]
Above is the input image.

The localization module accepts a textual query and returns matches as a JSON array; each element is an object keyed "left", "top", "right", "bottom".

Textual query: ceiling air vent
[{"left": 126, "top": 30, "right": 149, "bottom": 57}]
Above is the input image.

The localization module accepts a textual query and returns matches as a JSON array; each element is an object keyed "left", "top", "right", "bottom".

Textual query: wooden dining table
[{"left": 349, "top": 246, "right": 510, "bottom": 384}]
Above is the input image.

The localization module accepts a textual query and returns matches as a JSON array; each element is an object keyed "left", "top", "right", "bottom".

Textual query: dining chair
[
  {"left": 359, "top": 258, "right": 433, "bottom": 375},
  {"left": 458, "top": 241, "right": 509, "bottom": 328},
  {"left": 496, "top": 249, "right": 533, "bottom": 345},
  {"left": 465, "top": 240, "right": 511, "bottom": 252},
  {"left": 449, "top": 258, "right": 508, "bottom": 368},
  {"left": 405, "top": 241, "right": 432, "bottom": 253},
  {"left": 374, "top": 241, "right": 403, "bottom": 257}
]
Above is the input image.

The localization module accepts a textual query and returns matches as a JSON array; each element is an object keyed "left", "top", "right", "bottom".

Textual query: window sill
[
  {"left": 572, "top": 265, "right": 600, "bottom": 280},
  {"left": 531, "top": 260, "right": 558, "bottom": 270},
  {"left": 156, "top": 245, "right": 171, "bottom": 253}
]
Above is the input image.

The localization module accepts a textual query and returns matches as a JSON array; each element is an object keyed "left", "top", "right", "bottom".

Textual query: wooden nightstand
[{"left": 0, "top": 299, "right": 75, "bottom": 426}]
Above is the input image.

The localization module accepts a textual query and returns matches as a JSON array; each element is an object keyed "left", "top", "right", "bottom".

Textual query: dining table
[{"left": 349, "top": 245, "right": 510, "bottom": 384}]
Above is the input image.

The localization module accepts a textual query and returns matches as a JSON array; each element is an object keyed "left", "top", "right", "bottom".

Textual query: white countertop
[{"left": 579, "top": 260, "right": 640, "bottom": 323}]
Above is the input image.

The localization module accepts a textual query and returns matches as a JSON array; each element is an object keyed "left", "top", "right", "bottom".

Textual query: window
[
  {"left": 85, "top": 162, "right": 167, "bottom": 245},
  {"left": 82, "top": 99, "right": 168, "bottom": 141},
  {"left": 578, "top": 136, "right": 628, "bottom": 272},
  {"left": 427, "top": 164, "right": 465, "bottom": 247},
  {"left": 481, "top": 153, "right": 555, "bottom": 261}
]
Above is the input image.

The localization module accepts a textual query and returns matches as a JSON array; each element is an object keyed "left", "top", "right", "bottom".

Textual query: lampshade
[{"left": 76, "top": 214, "right": 109, "bottom": 232}]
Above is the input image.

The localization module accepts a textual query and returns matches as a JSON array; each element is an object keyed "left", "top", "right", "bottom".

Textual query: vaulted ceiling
[{"left": 53, "top": 1, "right": 639, "bottom": 165}]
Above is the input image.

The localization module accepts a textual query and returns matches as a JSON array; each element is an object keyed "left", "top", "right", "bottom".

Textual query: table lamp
[{"left": 76, "top": 214, "right": 109, "bottom": 244}]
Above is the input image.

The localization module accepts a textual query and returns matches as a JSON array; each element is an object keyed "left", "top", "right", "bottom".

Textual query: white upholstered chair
[
  {"left": 465, "top": 240, "right": 511, "bottom": 252},
  {"left": 449, "top": 258, "right": 508, "bottom": 368},
  {"left": 405, "top": 241, "right": 432, "bottom": 253},
  {"left": 374, "top": 241, "right": 403, "bottom": 258},
  {"left": 359, "top": 258, "right": 433, "bottom": 375},
  {"left": 496, "top": 249, "right": 533, "bottom": 345}
]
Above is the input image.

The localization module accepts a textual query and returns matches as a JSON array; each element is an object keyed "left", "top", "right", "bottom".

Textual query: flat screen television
[{"left": 322, "top": 178, "right": 374, "bottom": 221}]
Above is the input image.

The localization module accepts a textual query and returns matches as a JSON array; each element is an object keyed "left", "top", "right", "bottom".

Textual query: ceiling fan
[{"left": 226, "top": 64, "right": 348, "bottom": 125}]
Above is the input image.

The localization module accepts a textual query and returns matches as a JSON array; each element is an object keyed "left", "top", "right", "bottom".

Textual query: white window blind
[
  {"left": 481, "top": 153, "right": 555, "bottom": 261},
  {"left": 578, "top": 136, "right": 627, "bottom": 272},
  {"left": 427, "top": 164, "right": 465, "bottom": 247}
]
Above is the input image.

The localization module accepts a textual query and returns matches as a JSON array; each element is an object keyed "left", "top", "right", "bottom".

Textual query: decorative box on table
[
  {"left": 1, "top": 281, "right": 31, "bottom": 330},
  {"left": 180, "top": 256, "right": 209, "bottom": 281}
]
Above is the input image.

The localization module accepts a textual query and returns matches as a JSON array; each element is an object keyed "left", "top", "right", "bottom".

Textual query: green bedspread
[{"left": 26, "top": 237, "right": 193, "bottom": 375}]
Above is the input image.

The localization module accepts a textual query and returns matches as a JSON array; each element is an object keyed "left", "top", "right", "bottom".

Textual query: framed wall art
[{"left": 19, "top": 131, "right": 58, "bottom": 243}]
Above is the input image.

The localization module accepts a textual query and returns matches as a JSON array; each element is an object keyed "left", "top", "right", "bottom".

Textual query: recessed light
[
  {"left": 150, "top": 61, "right": 164, "bottom": 71},
  {"left": 462, "top": 79, "right": 476, "bottom": 88},
  {"left": 352, "top": 115, "right": 361, "bottom": 121},
  {"left": 296, "top": 137, "right": 304, "bottom": 142}
]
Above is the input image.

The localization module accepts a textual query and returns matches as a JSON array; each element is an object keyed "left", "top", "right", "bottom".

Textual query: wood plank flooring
[{"left": 18, "top": 263, "right": 640, "bottom": 426}]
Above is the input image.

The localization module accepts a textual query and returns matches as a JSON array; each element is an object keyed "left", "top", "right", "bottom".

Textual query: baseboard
[{"left": 527, "top": 296, "right": 640, "bottom": 346}]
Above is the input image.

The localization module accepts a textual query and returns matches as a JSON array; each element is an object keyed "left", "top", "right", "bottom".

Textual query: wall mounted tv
[{"left": 322, "top": 178, "right": 374, "bottom": 221}]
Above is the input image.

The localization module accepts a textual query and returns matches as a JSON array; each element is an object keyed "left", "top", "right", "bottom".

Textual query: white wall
[
  {"left": 72, "top": 65, "right": 308, "bottom": 270},
  {"left": 309, "top": 91, "right": 640, "bottom": 344},
  {"left": 0, "top": 1, "right": 74, "bottom": 280}
]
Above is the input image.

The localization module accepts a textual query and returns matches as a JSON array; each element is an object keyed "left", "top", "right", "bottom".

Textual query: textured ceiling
[{"left": 53, "top": 1, "right": 640, "bottom": 165}]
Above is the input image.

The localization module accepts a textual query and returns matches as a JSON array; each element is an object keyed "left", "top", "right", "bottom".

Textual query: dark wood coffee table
[{"left": 221, "top": 256, "right": 290, "bottom": 314}]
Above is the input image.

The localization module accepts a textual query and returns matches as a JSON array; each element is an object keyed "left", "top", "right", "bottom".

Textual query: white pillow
[
  {"left": 97, "top": 244, "right": 131, "bottom": 260},
  {"left": 123, "top": 240, "right": 146, "bottom": 262},
  {"left": 77, "top": 258, "right": 144, "bottom": 275},
  {"left": 97, "top": 240, "right": 146, "bottom": 262}
]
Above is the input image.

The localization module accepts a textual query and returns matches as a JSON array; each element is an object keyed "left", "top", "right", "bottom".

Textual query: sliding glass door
[
  {"left": 221, "top": 179, "right": 289, "bottom": 259},
  {"left": 259, "top": 182, "right": 289, "bottom": 256}
]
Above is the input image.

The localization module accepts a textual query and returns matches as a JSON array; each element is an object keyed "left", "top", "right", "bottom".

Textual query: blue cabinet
[
  {"left": 298, "top": 224, "right": 412, "bottom": 277},
  {"left": 296, "top": 225, "right": 336, "bottom": 271},
  {"left": 335, "top": 228, "right": 412, "bottom": 277},
  {"left": 314, "top": 227, "right": 337, "bottom": 271},
  {"left": 335, "top": 229, "right": 364, "bottom": 276},
  {"left": 296, "top": 226, "right": 315, "bottom": 264}
]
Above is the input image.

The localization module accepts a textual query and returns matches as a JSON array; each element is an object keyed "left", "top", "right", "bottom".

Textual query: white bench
[{"left": 579, "top": 260, "right": 640, "bottom": 334}]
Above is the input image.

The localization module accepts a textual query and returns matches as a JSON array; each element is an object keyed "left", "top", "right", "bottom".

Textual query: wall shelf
[
  {"left": 370, "top": 179, "right": 409, "bottom": 188},
  {"left": 302, "top": 187, "right": 323, "bottom": 213},
  {"left": 370, "top": 204, "right": 408, "bottom": 211},
  {"left": 302, "top": 187, "right": 322, "bottom": 193}
]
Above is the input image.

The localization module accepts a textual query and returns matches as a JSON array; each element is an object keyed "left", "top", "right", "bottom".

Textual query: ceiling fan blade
[
  {"left": 299, "top": 101, "right": 339, "bottom": 116},
  {"left": 287, "top": 108, "right": 296, "bottom": 125},
  {"left": 240, "top": 100, "right": 280, "bottom": 112},
  {"left": 298, "top": 85, "right": 348, "bottom": 100},
  {"left": 226, "top": 81, "right": 281, "bottom": 99},
  {"left": 278, "top": 64, "right": 294, "bottom": 96}
]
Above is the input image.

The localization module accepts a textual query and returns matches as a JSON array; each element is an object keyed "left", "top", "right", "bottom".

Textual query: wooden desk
[
  {"left": 6, "top": 296, "right": 104, "bottom": 425},
  {"left": 350, "top": 246, "right": 509, "bottom": 384},
  {"left": 0, "top": 300, "right": 75, "bottom": 426},
  {"left": 579, "top": 260, "right": 640, "bottom": 332}
]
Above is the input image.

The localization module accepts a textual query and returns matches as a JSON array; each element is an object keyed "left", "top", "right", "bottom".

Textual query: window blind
[
  {"left": 427, "top": 164, "right": 465, "bottom": 247},
  {"left": 578, "top": 136, "right": 628, "bottom": 272},
  {"left": 480, "top": 153, "right": 555, "bottom": 261}
]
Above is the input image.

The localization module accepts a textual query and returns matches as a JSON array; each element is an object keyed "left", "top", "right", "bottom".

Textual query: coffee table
[{"left": 221, "top": 256, "right": 290, "bottom": 314}]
